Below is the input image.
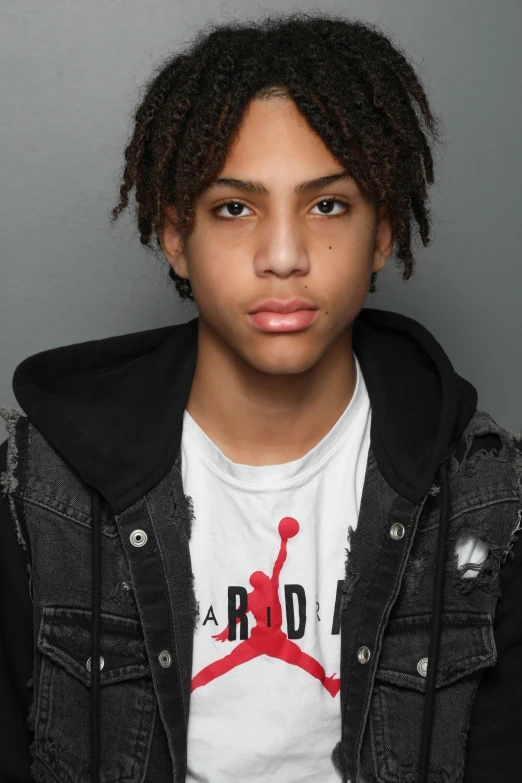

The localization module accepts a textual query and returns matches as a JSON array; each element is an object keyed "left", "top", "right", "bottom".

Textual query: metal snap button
[
  {"left": 86, "top": 655, "right": 104, "bottom": 672},
  {"left": 130, "top": 529, "right": 148, "bottom": 547},
  {"left": 159, "top": 650, "right": 172, "bottom": 668},
  {"left": 357, "top": 646, "right": 371, "bottom": 665},
  {"left": 417, "top": 657, "right": 428, "bottom": 677},
  {"left": 390, "top": 523, "right": 405, "bottom": 540}
]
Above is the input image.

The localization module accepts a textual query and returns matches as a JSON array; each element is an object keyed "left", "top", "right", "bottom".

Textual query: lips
[
  {"left": 247, "top": 297, "right": 319, "bottom": 332},
  {"left": 248, "top": 297, "right": 318, "bottom": 315},
  {"left": 247, "top": 308, "right": 319, "bottom": 333}
]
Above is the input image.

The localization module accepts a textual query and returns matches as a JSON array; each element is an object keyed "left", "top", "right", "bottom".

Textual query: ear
[
  {"left": 372, "top": 199, "right": 394, "bottom": 273},
  {"left": 159, "top": 206, "right": 190, "bottom": 279}
]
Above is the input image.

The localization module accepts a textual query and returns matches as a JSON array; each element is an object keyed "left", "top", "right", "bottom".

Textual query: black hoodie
[{"left": 1, "top": 307, "right": 521, "bottom": 781}]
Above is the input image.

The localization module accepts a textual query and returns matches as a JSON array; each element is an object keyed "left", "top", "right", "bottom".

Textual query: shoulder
[
  {"left": 457, "top": 407, "right": 521, "bottom": 457},
  {"left": 451, "top": 407, "right": 522, "bottom": 491}
]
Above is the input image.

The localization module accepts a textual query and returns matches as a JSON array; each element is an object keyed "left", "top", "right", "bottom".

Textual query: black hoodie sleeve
[
  {"left": 463, "top": 521, "right": 522, "bottom": 782},
  {"left": 0, "top": 438, "right": 34, "bottom": 782}
]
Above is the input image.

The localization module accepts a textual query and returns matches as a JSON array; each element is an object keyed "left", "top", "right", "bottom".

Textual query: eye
[
  {"left": 212, "top": 200, "right": 254, "bottom": 218},
  {"left": 310, "top": 198, "right": 350, "bottom": 216}
]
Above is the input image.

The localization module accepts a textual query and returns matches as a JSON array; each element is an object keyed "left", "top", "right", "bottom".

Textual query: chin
[{"left": 243, "top": 343, "right": 322, "bottom": 376}]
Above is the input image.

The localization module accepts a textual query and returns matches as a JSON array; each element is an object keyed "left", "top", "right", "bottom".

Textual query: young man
[{"left": 1, "top": 11, "right": 521, "bottom": 783}]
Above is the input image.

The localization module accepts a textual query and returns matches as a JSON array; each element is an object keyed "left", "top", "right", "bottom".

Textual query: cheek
[
  {"left": 188, "top": 249, "right": 245, "bottom": 307},
  {"left": 322, "top": 253, "right": 374, "bottom": 320},
  {"left": 326, "top": 248, "right": 371, "bottom": 291}
]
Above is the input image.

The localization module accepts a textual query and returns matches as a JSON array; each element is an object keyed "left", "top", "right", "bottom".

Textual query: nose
[{"left": 252, "top": 211, "right": 310, "bottom": 279}]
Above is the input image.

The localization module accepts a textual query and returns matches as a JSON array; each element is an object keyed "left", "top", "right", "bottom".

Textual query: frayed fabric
[
  {"left": 0, "top": 406, "right": 27, "bottom": 551},
  {"left": 340, "top": 526, "right": 361, "bottom": 611}
]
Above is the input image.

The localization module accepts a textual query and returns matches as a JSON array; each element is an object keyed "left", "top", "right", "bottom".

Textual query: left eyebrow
[{"left": 205, "top": 170, "right": 354, "bottom": 197}]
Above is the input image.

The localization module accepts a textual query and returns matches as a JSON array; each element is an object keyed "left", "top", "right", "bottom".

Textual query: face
[{"left": 160, "top": 96, "right": 393, "bottom": 375}]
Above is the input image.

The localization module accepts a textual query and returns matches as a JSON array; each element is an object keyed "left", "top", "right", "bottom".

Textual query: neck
[{"left": 185, "top": 319, "right": 357, "bottom": 466}]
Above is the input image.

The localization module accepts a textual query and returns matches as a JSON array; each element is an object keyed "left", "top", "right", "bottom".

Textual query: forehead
[{"left": 217, "top": 96, "right": 344, "bottom": 178}]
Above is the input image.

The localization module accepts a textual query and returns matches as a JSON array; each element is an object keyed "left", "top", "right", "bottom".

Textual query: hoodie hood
[{"left": 11, "top": 307, "right": 477, "bottom": 514}]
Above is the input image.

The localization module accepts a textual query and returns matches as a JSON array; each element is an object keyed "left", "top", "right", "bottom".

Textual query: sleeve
[
  {"left": 463, "top": 516, "right": 522, "bottom": 782},
  {"left": 0, "top": 437, "right": 34, "bottom": 781}
]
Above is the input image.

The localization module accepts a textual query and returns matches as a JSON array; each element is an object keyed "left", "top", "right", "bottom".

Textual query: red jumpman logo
[{"left": 191, "top": 517, "right": 341, "bottom": 697}]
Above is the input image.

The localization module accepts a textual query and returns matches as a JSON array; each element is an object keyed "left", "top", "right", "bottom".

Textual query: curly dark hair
[{"left": 110, "top": 10, "right": 445, "bottom": 302}]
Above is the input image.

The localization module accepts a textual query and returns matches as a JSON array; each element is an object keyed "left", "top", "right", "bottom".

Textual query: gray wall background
[{"left": 2, "top": 0, "right": 521, "bottom": 444}]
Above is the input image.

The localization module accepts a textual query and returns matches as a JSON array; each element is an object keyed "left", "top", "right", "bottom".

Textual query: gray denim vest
[{"left": 1, "top": 404, "right": 521, "bottom": 783}]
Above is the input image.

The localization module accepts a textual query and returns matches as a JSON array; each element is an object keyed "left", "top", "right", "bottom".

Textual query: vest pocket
[
  {"left": 35, "top": 606, "right": 156, "bottom": 783},
  {"left": 363, "top": 612, "right": 496, "bottom": 783}
]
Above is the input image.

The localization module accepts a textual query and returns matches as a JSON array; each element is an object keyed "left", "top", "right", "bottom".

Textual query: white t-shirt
[
  {"left": 182, "top": 352, "right": 371, "bottom": 782},
  {"left": 181, "top": 352, "right": 488, "bottom": 782}
]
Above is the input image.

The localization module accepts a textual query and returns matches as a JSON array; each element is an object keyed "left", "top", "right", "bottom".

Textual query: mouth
[
  {"left": 247, "top": 297, "right": 318, "bottom": 314},
  {"left": 247, "top": 309, "right": 319, "bottom": 333}
]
